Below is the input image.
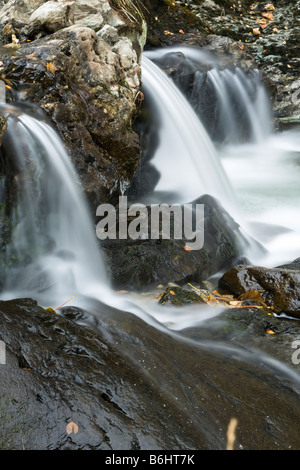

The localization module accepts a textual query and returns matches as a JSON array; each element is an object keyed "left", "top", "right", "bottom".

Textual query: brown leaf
[
  {"left": 253, "top": 27, "right": 261, "bottom": 35},
  {"left": 66, "top": 421, "right": 79, "bottom": 435},
  {"left": 262, "top": 11, "right": 274, "bottom": 20},
  {"left": 238, "top": 289, "right": 265, "bottom": 302},
  {"left": 44, "top": 307, "right": 57, "bottom": 314}
]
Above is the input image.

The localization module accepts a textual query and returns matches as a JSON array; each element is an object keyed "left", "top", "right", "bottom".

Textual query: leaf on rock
[
  {"left": 265, "top": 329, "right": 276, "bottom": 335},
  {"left": 46, "top": 62, "right": 58, "bottom": 74},
  {"left": 44, "top": 307, "right": 57, "bottom": 315},
  {"left": 184, "top": 244, "right": 193, "bottom": 252},
  {"left": 66, "top": 420, "right": 79, "bottom": 435},
  {"left": 265, "top": 3, "right": 275, "bottom": 11},
  {"left": 238, "top": 289, "right": 265, "bottom": 302},
  {"left": 262, "top": 11, "right": 274, "bottom": 20}
]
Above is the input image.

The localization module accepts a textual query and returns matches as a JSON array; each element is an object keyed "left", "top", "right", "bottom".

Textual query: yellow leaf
[
  {"left": 46, "top": 62, "right": 58, "bottom": 74},
  {"left": 179, "top": 29, "right": 184, "bottom": 34},
  {"left": 66, "top": 421, "right": 79, "bottom": 435},
  {"left": 169, "top": 290, "right": 176, "bottom": 296},
  {"left": 265, "top": 329, "right": 276, "bottom": 335},
  {"left": 44, "top": 308, "right": 57, "bottom": 315}
]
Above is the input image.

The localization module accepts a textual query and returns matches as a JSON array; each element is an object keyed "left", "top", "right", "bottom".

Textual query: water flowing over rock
[
  {"left": 1, "top": 297, "right": 300, "bottom": 450},
  {"left": 101, "top": 195, "right": 256, "bottom": 290},
  {"left": 174, "top": 0, "right": 300, "bottom": 130},
  {"left": 0, "top": 0, "right": 147, "bottom": 207}
]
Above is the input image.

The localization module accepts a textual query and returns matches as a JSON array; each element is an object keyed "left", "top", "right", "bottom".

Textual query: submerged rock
[{"left": 218, "top": 264, "right": 300, "bottom": 319}]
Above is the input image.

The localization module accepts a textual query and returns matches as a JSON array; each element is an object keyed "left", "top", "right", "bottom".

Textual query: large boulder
[
  {"left": 218, "top": 264, "right": 300, "bottom": 319},
  {"left": 1, "top": 297, "right": 300, "bottom": 450},
  {"left": 0, "top": 0, "right": 147, "bottom": 207},
  {"left": 100, "top": 194, "right": 258, "bottom": 289}
]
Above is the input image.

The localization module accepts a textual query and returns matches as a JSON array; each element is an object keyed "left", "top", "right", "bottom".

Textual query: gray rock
[{"left": 0, "top": 0, "right": 147, "bottom": 206}]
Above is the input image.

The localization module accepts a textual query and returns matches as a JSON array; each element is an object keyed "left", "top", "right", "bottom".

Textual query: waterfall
[
  {"left": 137, "top": 55, "right": 236, "bottom": 211},
  {"left": 0, "top": 104, "right": 108, "bottom": 304},
  {"left": 0, "top": 46, "right": 299, "bottom": 309},
  {"left": 145, "top": 46, "right": 272, "bottom": 144}
]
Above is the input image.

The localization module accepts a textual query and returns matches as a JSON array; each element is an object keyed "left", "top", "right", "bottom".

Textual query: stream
[{"left": 0, "top": 46, "right": 300, "bottom": 450}]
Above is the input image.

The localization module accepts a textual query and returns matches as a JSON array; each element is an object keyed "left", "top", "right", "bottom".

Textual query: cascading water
[
  {"left": 145, "top": 47, "right": 272, "bottom": 145},
  {"left": 1, "top": 49, "right": 300, "bottom": 450},
  {"left": 138, "top": 55, "right": 235, "bottom": 210},
  {"left": 138, "top": 47, "right": 300, "bottom": 269},
  {"left": 0, "top": 104, "right": 108, "bottom": 305}
]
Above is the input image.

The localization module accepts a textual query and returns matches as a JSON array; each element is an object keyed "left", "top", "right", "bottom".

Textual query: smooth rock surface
[
  {"left": 0, "top": 297, "right": 300, "bottom": 450},
  {"left": 219, "top": 264, "right": 300, "bottom": 319}
]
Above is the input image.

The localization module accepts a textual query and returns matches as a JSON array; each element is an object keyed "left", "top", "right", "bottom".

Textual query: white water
[
  {"left": 0, "top": 54, "right": 299, "bottom": 390},
  {"left": 141, "top": 55, "right": 235, "bottom": 211},
  {"left": 141, "top": 48, "right": 300, "bottom": 271},
  {"left": 1, "top": 48, "right": 300, "bottom": 333},
  {"left": 0, "top": 108, "right": 109, "bottom": 305}
]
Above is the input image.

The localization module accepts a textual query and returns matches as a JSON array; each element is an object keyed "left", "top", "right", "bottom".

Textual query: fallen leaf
[
  {"left": 184, "top": 245, "right": 193, "bottom": 252},
  {"left": 179, "top": 29, "right": 184, "bottom": 34},
  {"left": 253, "top": 27, "right": 261, "bottom": 35},
  {"left": 262, "top": 11, "right": 274, "bottom": 20},
  {"left": 257, "top": 18, "right": 267, "bottom": 24},
  {"left": 164, "top": 30, "right": 174, "bottom": 36},
  {"left": 66, "top": 421, "right": 79, "bottom": 435},
  {"left": 44, "top": 307, "right": 57, "bottom": 315},
  {"left": 46, "top": 62, "right": 58, "bottom": 74},
  {"left": 238, "top": 289, "right": 265, "bottom": 302},
  {"left": 169, "top": 290, "right": 176, "bottom": 296},
  {"left": 265, "top": 329, "right": 276, "bottom": 335},
  {"left": 265, "top": 3, "right": 275, "bottom": 10}
]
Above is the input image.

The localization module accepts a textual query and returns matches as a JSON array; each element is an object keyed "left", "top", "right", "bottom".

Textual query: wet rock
[
  {"left": 0, "top": 0, "right": 147, "bottom": 207},
  {"left": 140, "top": 0, "right": 208, "bottom": 48},
  {"left": 100, "top": 194, "right": 258, "bottom": 290},
  {"left": 174, "top": 0, "right": 300, "bottom": 130},
  {"left": 218, "top": 264, "right": 300, "bottom": 319},
  {"left": 0, "top": 111, "right": 6, "bottom": 144},
  {"left": 1, "top": 297, "right": 300, "bottom": 449},
  {"left": 158, "top": 284, "right": 206, "bottom": 306},
  {"left": 184, "top": 304, "right": 300, "bottom": 369}
]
